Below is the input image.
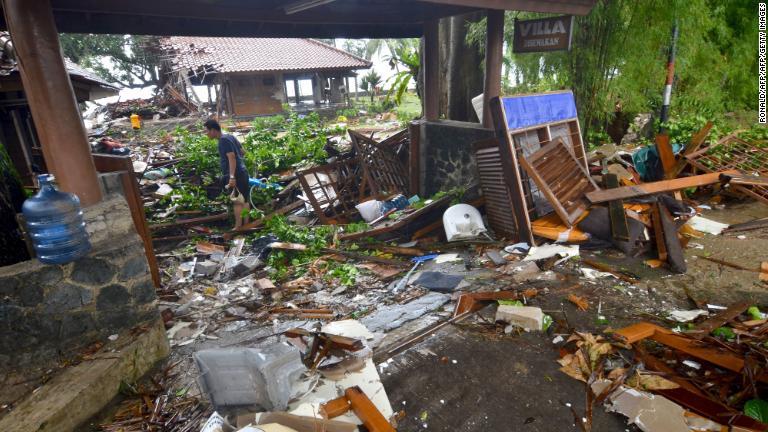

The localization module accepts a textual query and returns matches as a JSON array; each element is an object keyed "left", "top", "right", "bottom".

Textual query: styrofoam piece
[
  {"left": 523, "top": 244, "right": 579, "bottom": 262},
  {"left": 686, "top": 216, "right": 729, "bottom": 235},
  {"left": 194, "top": 343, "right": 308, "bottom": 412},
  {"left": 667, "top": 309, "right": 708, "bottom": 323}
]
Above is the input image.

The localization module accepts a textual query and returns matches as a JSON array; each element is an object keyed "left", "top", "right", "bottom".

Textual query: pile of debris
[
  {"left": 91, "top": 91, "right": 768, "bottom": 432},
  {"left": 475, "top": 93, "right": 768, "bottom": 280},
  {"left": 558, "top": 302, "right": 768, "bottom": 431},
  {"left": 103, "top": 85, "right": 198, "bottom": 121}
]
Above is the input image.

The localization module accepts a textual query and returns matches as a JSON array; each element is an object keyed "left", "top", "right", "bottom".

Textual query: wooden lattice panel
[
  {"left": 686, "top": 137, "right": 768, "bottom": 204},
  {"left": 349, "top": 130, "right": 409, "bottom": 197}
]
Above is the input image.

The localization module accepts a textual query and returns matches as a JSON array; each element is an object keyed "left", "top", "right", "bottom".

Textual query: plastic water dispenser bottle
[{"left": 22, "top": 174, "right": 91, "bottom": 264}]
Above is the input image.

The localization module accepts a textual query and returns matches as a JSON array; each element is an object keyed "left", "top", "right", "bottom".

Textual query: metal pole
[{"left": 659, "top": 23, "right": 678, "bottom": 133}]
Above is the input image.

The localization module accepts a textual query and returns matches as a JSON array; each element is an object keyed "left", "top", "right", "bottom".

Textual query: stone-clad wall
[
  {"left": 419, "top": 120, "right": 495, "bottom": 197},
  {"left": 0, "top": 191, "right": 159, "bottom": 372}
]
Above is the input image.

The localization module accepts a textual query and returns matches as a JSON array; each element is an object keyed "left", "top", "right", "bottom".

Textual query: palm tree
[
  {"left": 360, "top": 70, "right": 382, "bottom": 103},
  {"left": 383, "top": 39, "right": 420, "bottom": 105}
]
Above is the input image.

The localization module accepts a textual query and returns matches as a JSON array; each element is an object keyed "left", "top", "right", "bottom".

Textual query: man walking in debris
[{"left": 204, "top": 119, "right": 250, "bottom": 229}]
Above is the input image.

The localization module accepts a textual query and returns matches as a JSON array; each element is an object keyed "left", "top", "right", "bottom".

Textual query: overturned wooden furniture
[
  {"left": 349, "top": 129, "right": 409, "bottom": 197},
  {"left": 297, "top": 157, "right": 372, "bottom": 225},
  {"left": 519, "top": 137, "right": 599, "bottom": 226},
  {"left": 473, "top": 138, "right": 520, "bottom": 240},
  {"left": 479, "top": 91, "right": 590, "bottom": 243},
  {"left": 298, "top": 129, "right": 410, "bottom": 225}
]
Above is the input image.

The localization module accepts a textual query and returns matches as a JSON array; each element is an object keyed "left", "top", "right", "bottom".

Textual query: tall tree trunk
[
  {"left": 438, "top": 17, "right": 451, "bottom": 117},
  {"left": 0, "top": 143, "right": 30, "bottom": 266},
  {"left": 445, "top": 12, "right": 485, "bottom": 122}
]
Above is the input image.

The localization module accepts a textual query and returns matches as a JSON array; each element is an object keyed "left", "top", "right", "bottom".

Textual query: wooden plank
[
  {"left": 604, "top": 173, "right": 629, "bottom": 242},
  {"left": 338, "top": 194, "right": 452, "bottom": 241},
  {"left": 321, "top": 248, "right": 409, "bottom": 268},
  {"left": 658, "top": 202, "right": 686, "bottom": 273},
  {"left": 723, "top": 217, "right": 768, "bottom": 233},
  {"left": 654, "top": 133, "right": 676, "bottom": 179},
  {"left": 586, "top": 170, "right": 740, "bottom": 204},
  {"left": 650, "top": 203, "right": 668, "bottom": 262},
  {"left": 691, "top": 301, "right": 750, "bottom": 340},
  {"left": 720, "top": 173, "right": 768, "bottom": 187},
  {"left": 268, "top": 242, "right": 307, "bottom": 251},
  {"left": 231, "top": 199, "right": 304, "bottom": 235},
  {"left": 408, "top": 120, "right": 422, "bottom": 196},
  {"left": 149, "top": 212, "right": 229, "bottom": 231},
  {"left": 670, "top": 121, "right": 713, "bottom": 178},
  {"left": 581, "top": 259, "right": 639, "bottom": 284}
]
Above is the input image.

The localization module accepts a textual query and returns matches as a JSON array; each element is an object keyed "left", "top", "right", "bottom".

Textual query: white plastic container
[{"left": 355, "top": 200, "right": 382, "bottom": 222}]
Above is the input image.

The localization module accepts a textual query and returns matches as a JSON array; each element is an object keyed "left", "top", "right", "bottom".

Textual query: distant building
[
  {"left": 160, "top": 37, "right": 371, "bottom": 117},
  {"left": 0, "top": 32, "right": 119, "bottom": 186}
]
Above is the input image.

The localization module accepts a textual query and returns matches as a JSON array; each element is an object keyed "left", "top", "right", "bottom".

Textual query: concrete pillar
[
  {"left": 423, "top": 19, "right": 440, "bottom": 121},
  {"left": 482, "top": 9, "right": 505, "bottom": 129},
  {"left": 312, "top": 74, "right": 323, "bottom": 106},
  {"left": 293, "top": 79, "right": 301, "bottom": 105},
  {"left": 2, "top": 0, "right": 102, "bottom": 205}
]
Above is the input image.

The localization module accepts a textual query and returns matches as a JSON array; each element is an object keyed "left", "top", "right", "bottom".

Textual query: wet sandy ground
[{"left": 381, "top": 200, "right": 768, "bottom": 431}]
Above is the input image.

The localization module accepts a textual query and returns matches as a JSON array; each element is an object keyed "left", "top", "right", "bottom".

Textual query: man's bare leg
[{"left": 234, "top": 202, "right": 244, "bottom": 229}]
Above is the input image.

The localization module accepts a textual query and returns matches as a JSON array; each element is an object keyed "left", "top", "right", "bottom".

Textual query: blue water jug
[{"left": 22, "top": 174, "right": 91, "bottom": 264}]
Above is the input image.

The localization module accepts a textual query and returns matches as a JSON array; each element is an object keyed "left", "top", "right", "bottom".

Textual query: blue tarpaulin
[{"left": 501, "top": 91, "right": 577, "bottom": 131}]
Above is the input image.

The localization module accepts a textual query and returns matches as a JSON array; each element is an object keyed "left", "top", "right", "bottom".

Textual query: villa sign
[{"left": 513, "top": 15, "right": 574, "bottom": 53}]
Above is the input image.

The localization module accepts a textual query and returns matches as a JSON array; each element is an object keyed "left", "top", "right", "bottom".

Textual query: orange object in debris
[
  {"left": 615, "top": 322, "right": 768, "bottom": 383},
  {"left": 532, "top": 203, "right": 651, "bottom": 243},
  {"left": 345, "top": 386, "right": 396, "bottom": 432},
  {"left": 130, "top": 113, "right": 141, "bottom": 129},
  {"left": 321, "top": 395, "right": 351, "bottom": 419},
  {"left": 531, "top": 213, "right": 589, "bottom": 242}
]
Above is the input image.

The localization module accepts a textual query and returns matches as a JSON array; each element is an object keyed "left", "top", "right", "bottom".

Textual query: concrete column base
[{"left": 0, "top": 318, "right": 170, "bottom": 432}]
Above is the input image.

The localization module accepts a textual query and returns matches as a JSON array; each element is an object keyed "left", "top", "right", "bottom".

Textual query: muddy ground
[{"left": 381, "top": 200, "right": 768, "bottom": 432}]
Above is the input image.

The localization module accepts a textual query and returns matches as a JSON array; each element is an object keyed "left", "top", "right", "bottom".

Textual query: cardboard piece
[
  {"left": 592, "top": 380, "right": 724, "bottom": 432},
  {"left": 237, "top": 412, "right": 356, "bottom": 432}
]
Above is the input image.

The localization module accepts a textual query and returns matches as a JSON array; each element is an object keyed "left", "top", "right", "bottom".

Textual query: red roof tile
[{"left": 162, "top": 37, "right": 371, "bottom": 74}]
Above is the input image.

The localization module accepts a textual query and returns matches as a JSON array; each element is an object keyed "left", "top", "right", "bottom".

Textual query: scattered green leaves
[
  {"left": 712, "top": 326, "right": 735, "bottom": 340},
  {"left": 744, "top": 399, "right": 768, "bottom": 423}
]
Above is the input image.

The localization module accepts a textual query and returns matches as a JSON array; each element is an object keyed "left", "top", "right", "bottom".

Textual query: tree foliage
[
  {"left": 360, "top": 70, "right": 383, "bottom": 102},
  {"left": 59, "top": 34, "right": 161, "bottom": 88},
  {"left": 383, "top": 39, "right": 420, "bottom": 105},
  {"left": 466, "top": 0, "right": 758, "bottom": 143}
]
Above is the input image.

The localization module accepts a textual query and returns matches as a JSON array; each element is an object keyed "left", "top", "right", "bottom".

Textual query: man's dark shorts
[{"left": 221, "top": 171, "right": 251, "bottom": 204}]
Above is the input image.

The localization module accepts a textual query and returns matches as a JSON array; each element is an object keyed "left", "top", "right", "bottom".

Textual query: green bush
[
  {"left": 242, "top": 112, "right": 330, "bottom": 174},
  {"left": 174, "top": 126, "right": 219, "bottom": 180}
]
